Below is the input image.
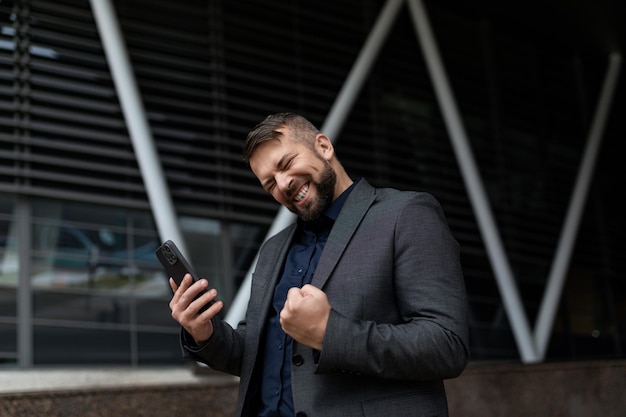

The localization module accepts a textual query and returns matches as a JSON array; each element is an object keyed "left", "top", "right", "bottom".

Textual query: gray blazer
[{"left": 186, "top": 179, "right": 469, "bottom": 417}]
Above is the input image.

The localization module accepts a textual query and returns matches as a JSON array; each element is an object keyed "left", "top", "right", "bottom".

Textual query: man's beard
[{"left": 294, "top": 162, "right": 336, "bottom": 222}]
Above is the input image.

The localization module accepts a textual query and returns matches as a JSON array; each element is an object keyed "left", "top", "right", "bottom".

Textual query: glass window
[
  {"left": 28, "top": 198, "right": 179, "bottom": 365},
  {"left": 30, "top": 199, "right": 165, "bottom": 292},
  {"left": 33, "top": 291, "right": 131, "bottom": 324},
  {"left": 231, "top": 222, "right": 266, "bottom": 289},
  {"left": 0, "top": 322, "right": 17, "bottom": 366},
  {"left": 0, "top": 195, "right": 17, "bottom": 288},
  {"left": 180, "top": 216, "right": 223, "bottom": 294},
  {"left": 33, "top": 326, "right": 132, "bottom": 365},
  {"left": 137, "top": 331, "right": 186, "bottom": 366},
  {"left": 0, "top": 195, "right": 17, "bottom": 366}
]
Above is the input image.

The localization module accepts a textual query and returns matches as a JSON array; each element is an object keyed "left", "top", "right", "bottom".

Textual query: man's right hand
[{"left": 169, "top": 274, "right": 223, "bottom": 345}]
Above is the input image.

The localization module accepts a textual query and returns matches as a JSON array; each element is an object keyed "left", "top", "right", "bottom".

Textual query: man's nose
[{"left": 275, "top": 172, "right": 293, "bottom": 193}]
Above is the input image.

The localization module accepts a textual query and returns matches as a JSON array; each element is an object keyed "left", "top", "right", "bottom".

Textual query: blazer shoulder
[
  {"left": 350, "top": 179, "right": 444, "bottom": 217},
  {"left": 373, "top": 186, "right": 442, "bottom": 210}
]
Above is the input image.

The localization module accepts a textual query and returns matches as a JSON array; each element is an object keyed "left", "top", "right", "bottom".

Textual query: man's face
[{"left": 249, "top": 128, "right": 337, "bottom": 221}]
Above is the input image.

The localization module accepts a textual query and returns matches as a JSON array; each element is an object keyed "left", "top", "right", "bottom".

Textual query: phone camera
[{"left": 161, "top": 245, "right": 178, "bottom": 265}]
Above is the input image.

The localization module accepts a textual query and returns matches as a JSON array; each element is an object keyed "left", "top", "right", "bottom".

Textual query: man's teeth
[{"left": 294, "top": 185, "right": 309, "bottom": 202}]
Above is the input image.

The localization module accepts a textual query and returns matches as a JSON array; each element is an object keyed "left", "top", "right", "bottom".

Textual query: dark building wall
[
  {"left": 445, "top": 360, "right": 626, "bottom": 417},
  {"left": 0, "top": 0, "right": 624, "bottom": 366}
]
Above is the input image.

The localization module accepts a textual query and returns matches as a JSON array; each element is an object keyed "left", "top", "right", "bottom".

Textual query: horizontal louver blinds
[
  {"left": 0, "top": 0, "right": 18, "bottom": 168},
  {"left": 217, "top": 0, "right": 374, "bottom": 221},
  {"left": 116, "top": 0, "right": 374, "bottom": 223},
  {"left": 114, "top": 0, "right": 272, "bottom": 222},
  {"left": 2, "top": 0, "right": 623, "bottom": 361},
  {"left": 0, "top": 0, "right": 144, "bottom": 206}
]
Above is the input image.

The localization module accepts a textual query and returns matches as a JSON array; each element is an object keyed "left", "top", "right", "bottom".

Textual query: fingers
[
  {"left": 283, "top": 286, "right": 304, "bottom": 309},
  {"left": 279, "top": 285, "right": 330, "bottom": 350},
  {"left": 168, "top": 275, "right": 222, "bottom": 345},
  {"left": 299, "top": 283, "right": 321, "bottom": 296},
  {"left": 169, "top": 274, "right": 195, "bottom": 311},
  {"left": 171, "top": 276, "right": 213, "bottom": 311},
  {"left": 281, "top": 286, "right": 313, "bottom": 321},
  {"left": 169, "top": 273, "right": 192, "bottom": 303}
]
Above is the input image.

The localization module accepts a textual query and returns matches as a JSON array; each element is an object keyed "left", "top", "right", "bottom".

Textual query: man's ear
[{"left": 315, "top": 134, "right": 334, "bottom": 161}]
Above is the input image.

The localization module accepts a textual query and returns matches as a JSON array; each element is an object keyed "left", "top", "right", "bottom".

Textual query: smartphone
[{"left": 155, "top": 240, "right": 214, "bottom": 310}]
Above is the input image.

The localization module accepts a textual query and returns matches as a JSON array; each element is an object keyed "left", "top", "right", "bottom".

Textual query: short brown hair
[{"left": 243, "top": 113, "right": 319, "bottom": 162}]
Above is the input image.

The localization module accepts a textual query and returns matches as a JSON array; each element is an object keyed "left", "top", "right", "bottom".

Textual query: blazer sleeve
[
  {"left": 180, "top": 224, "right": 296, "bottom": 378},
  {"left": 316, "top": 191, "right": 469, "bottom": 381}
]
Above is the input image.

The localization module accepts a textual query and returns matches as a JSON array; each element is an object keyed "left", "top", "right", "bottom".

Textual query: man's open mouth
[{"left": 294, "top": 184, "right": 309, "bottom": 202}]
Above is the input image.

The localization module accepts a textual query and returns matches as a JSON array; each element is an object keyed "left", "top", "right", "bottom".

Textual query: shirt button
[{"left": 292, "top": 354, "right": 304, "bottom": 366}]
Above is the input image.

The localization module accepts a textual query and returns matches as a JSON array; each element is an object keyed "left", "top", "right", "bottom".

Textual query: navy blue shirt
[{"left": 257, "top": 179, "right": 358, "bottom": 417}]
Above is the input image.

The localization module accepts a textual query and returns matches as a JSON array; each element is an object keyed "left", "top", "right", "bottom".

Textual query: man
[{"left": 169, "top": 113, "right": 469, "bottom": 417}]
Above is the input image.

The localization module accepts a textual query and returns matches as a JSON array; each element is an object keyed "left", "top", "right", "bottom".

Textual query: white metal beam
[
  {"left": 407, "top": 0, "right": 540, "bottom": 363},
  {"left": 534, "top": 53, "right": 622, "bottom": 358},
  {"left": 89, "top": 0, "right": 189, "bottom": 257}
]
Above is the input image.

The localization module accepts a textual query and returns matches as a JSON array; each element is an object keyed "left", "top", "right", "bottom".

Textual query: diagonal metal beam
[
  {"left": 90, "top": 0, "right": 189, "bottom": 257},
  {"left": 225, "top": 0, "right": 405, "bottom": 326},
  {"left": 407, "top": 0, "right": 539, "bottom": 363},
  {"left": 534, "top": 53, "right": 622, "bottom": 358},
  {"left": 226, "top": 0, "right": 619, "bottom": 367}
]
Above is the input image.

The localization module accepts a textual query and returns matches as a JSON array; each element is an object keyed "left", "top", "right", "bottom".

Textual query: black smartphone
[{"left": 155, "top": 240, "right": 213, "bottom": 310}]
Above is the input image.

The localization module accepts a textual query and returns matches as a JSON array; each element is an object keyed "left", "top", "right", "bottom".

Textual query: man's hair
[{"left": 243, "top": 112, "right": 319, "bottom": 162}]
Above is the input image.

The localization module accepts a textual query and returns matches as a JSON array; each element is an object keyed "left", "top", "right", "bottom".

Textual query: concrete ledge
[
  {"left": 1, "top": 360, "right": 623, "bottom": 417},
  {"left": 0, "top": 366, "right": 233, "bottom": 394},
  {"left": 445, "top": 360, "right": 626, "bottom": 417},
  {"left": 0, "top": 367, "right": 239, "bottom": 417}
]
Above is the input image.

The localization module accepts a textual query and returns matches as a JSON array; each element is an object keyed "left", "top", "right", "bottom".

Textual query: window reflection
[
  {"left": 33, "top": 291, "right": 129, "bottom": 323},
  {"left": 30, "top": 223, "right": 164, "bottom": 293},
  {"left": 0, "top": 194, "right": 264, "bottom": 366},
  {"left": 29, "top": 199, "right": 165, "bottom": 295}
]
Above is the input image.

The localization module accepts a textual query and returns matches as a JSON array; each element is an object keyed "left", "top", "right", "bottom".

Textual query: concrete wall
[
  {"left": 0, "top": 360, "right": 623, "bottom": 417},
  {"left": 445, "top": 360, "right": 626, "bottom": 417},
  {"left": 0, "top": 368, "right": 239, "bottom": 417}
]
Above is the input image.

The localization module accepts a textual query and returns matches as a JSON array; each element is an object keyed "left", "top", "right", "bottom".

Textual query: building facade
[{"left": 0, "top": 0, "right": 624, "bottom": 367}]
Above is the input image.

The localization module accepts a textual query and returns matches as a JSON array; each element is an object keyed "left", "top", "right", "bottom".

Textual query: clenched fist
[{"left": 279, "top": 284, "right": 331, "bottom": 350}]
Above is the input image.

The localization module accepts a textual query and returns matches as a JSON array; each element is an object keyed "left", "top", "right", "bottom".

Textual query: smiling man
[
  {"left": 169, "top": 112, "right": 469, "bottom": 417},
  {"left": 247, "top": 116, "right": 349, "bottom": 222}
]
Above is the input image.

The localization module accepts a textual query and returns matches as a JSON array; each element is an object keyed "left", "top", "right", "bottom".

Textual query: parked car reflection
[{"left": 30, "top": 225, "right": 167, "bottom": 295}]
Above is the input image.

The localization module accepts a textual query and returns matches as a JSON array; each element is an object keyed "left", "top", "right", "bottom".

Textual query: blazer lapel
[{"left": 311, "top": 179, "right": 376, "bottom": 289}]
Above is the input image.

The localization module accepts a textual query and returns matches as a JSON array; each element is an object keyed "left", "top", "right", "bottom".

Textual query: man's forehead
[{"left": 250, "top": 136, "right": 289, "bottom": 161}]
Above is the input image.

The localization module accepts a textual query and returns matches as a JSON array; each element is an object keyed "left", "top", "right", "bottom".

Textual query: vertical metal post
[
  {"left": 225, "top": 0, "right": 404, "bottom": 325},
  {"left": 407, "top": 0, "right": 539, "bottom": 362},
  {"left": 89, "top": 0, "right": 189, "bottom": 257},
  {"left": 534, "top": 53, "right": 622, "bottom": 358},
  {"left": 16, "top": 196, "right": 32, "bottom": 367}
]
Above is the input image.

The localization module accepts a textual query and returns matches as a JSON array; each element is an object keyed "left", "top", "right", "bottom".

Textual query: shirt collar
[{"left": 324, "top": 177, "right": 360, "bottom": 221}]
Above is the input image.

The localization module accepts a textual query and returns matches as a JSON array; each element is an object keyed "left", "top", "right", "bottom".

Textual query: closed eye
[
  {"left": 278, "top": 154, "right": 296, "bottom": 171},
  {"left": 262, "top": 178, "right": 276, "bottom": 193},
  {"left": 263, "top": 154, "right": 297, "bottom": 193}
]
